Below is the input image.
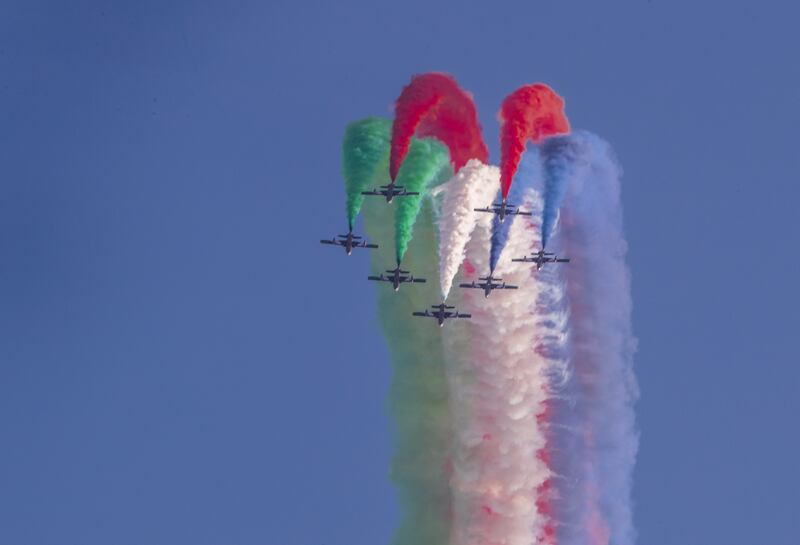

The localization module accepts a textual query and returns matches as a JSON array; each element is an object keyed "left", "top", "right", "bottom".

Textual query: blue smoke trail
[
  {"left": 544, "top": 131, "right": 638, "bottom": 545},
  {"left": 488, "top": 145, "right": 542, "bottom": 272},
  {"left": 539, "top": 135, "right": 583, "bottom": 249}
]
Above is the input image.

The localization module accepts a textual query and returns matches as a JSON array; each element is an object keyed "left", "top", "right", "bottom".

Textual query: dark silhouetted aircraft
[
  {"left": 320, "top": 231, "right": 378, "bottom": 255},
  {"left": 474, "top": 199, "right": 532, "bottom": 222},
  {"left": 459, "top": 274, "right": 519, "bottom": 298},
  {"left": 512, "top": 249, "right": 570, "bottom": 270},
  {"left": 413, "top": 303, "right": 471, "bottom": 327},
  {"left": 362, "top": 180, "right": 419, "bottom": 203},
  {"left": 368, "top": 266, "right": 426, "bottom": 291}
]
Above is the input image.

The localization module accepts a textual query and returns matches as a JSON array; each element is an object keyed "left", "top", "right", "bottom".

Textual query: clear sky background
[{"left": 1, "top": 1, "right": 798, "bottom": 544}]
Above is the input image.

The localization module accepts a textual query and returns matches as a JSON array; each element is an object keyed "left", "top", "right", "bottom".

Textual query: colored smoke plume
[
  {"left": 393, "top": 138, "right": 452, "bottom": 264},
  {"left": 431, "top": 159, "right": 500, "bottom": 299},
  {"left": 342, "top": 118, "right": 392, "bottom": 230},
  {"left": 499, "top": 84, "right": 570, "bottom": 199},
  {"left": 390, "top": 73, "right": 488, "bottom": 181}
]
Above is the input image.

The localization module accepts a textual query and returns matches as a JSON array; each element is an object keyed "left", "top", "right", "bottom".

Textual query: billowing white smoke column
[
  {"left": 431, "top": 160, "right": 500, "bottom": 299},
  {"left": 441, "top": 170, "right": 566, "bottom": 545}
]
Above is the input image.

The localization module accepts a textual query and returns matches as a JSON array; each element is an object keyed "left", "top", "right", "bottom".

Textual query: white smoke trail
[
  {"left": 442, "top": 185, "right": 566, "bottom": 545},
  {"left": 431, "top": 160, "right": 500, "bottom": 300}
]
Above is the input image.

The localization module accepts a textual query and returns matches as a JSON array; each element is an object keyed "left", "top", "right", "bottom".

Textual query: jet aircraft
[
  {"left": 459, "top": 274, "right": 519, "bottom": 298},
  {"left": 368, "top": 266, "right": 426, "bottom": 291},
  {"left": 320, "top": 231, "right": 378, "bottom": 255},
  {"left": 512, "top": 249, "right": 571, "bottom": 270},
  {"left": 474, "top": 199, "right": 532, "bottom": 222},
  {"left": 362, "top": 180, "right": 419, "bottom": 203},
  {"left": 412, "top": 303, "right": 471, "bottom": 327}
]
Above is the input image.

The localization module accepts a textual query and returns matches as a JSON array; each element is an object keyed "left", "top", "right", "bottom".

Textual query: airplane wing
[
  {"left": 457, "top": 313, "right": 472, "bottom": 319},
  {"left": 412, "top": 311, "right": 430, "bottom": 317},
  {"left": 401, "top": 190, "right": 420, "bottom": 196},
  {"left": 361, "top": 189, "right": 385, "bottom": 196},
  {"left": 512, "top": 210, "right": 533, "bottom": 217},
  {"left": 364, "top": 243, "right": 379, "bottom": 249},
  {"left": 503, "top": 285, "right": 519, "bottom": 290},
  {"left": 555, "top": 258, "right": 570, "bottom": 262},
  {"left": 411, "top": 278, "right": 427, "bottom": 283},
  {"left": 458, "top": 282, "right": 477, "bottom": 288},
  {"left": 367, "top": 275, "right": 385, "bottom": 281},
  {"left": 320, "top": 239, "right": 338, "bottom": 245},
  {"left": 473, "top": 207, "right": 492, "bottom": 213}
]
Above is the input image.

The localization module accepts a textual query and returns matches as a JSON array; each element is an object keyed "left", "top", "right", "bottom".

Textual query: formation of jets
[
  {"left": 413, "top": 303, "right": 471, "bottom": 327},
  {"left": 361, "top": 180, "right": 419, "bottom": 203},
  {"left": 320, "top": 231, "right": 378, "bottom": 255},
  {"left": 459, "top": 274, "right": 518, "bottom": 298},
  {"left": 474, "top": 199, "right": 532, "bottom": 223},
  {"left": 368, "top": 266, "right": 426, "bottom": 292},
  {"left": 321, "top": 188, "right": 571, "bottom": 327},
  {"left": 512, "top": 249, "right": 571, "bottom": 270}
]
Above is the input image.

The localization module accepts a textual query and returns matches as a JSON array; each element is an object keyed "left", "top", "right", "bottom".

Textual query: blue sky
[{"left": 1, "top": 1, "right": 798, "bottom": 544}]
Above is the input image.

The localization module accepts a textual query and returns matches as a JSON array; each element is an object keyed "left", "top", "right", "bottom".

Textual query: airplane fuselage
[
  {"left": 481, "top": 276, "right": 502, "bottom": 297},
  {"left": 497, "top": 202, "right": 508, "bottom": 222},
  {"left": 384, "top": 181, "right": 402, "bottom": 203}
]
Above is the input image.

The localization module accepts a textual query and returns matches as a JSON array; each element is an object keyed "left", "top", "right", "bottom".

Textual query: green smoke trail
[
  {"left": 342, "top": 117, "right": 392, "bottom": 230},
  {"left": 393, "top": 138, "right": 452, "bottom": 264},
  {"left": 363, "top": 198, "right": 452, "bottom": 545},
  {"left": 342, "top": 118, "right": 453, "bottom": 545}
]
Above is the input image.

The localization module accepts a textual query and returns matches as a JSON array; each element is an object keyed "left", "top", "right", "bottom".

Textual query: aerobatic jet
[
  {"left": 320, "top": 231, "right": 378, "bottom": 255},
  {"left": 362, "top": 180, "right": 419, "bottom": 203},
  {"left": 368, "top": 266, "right": 426, "bottom": 291},
  {"left": 474, "top": 199, "right": 532, "bottom": 222},
  {"left": 459, "top": 274, "right": 519, "bottom": 298},
  {"left": 512, "top": 249, "right": 571, "bottom": 270},
  {"left": 412, "top": 303, "right": 471, "bottom": 327}
]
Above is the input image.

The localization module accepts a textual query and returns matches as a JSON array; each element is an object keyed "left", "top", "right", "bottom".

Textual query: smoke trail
[
  {"left": 543, "top": 131, "right": 638, "bottom": 545},
  {"left": 390, "top": 73, "right": 488, "bottom": 181},
  {"left": 539, "top": 136, "right": 585, "bottom": 249},
  {"left": 340, "top": 90, "right": 637, "bottom": 545},
  {"left": 499, "top": 84, "right": 570, "bottom": 200},
  {"left": 488, "top": 146, "right": 541, "bottom": 272},
  {"left": 394, "top": 138, "right": 452, "bottom": 264},
  {"left": 443, "top": 184, "right": 563, "bottom": 545},
  {"left": 347, "top": 124, "right": 454, "bottom": 545},
  {"left": 430, "top": 159, "right": 499, "bottom": 299},
  {"left": 364, "top": 198, "right": 454, "bottom": 545},
  {"left": 342, "top": 117, "right": 393, "bottom": 230}
]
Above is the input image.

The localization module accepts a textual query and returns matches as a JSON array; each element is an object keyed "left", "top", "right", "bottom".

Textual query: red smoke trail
[
  {"left": 537, "top": 399, "right": 556, "bottom": 545},
  {"left": 390, "top": 73, "right": 488, "bottom": 181},
  {"left": 499, "top": 84, "right": 570, "bottom": 199}
]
